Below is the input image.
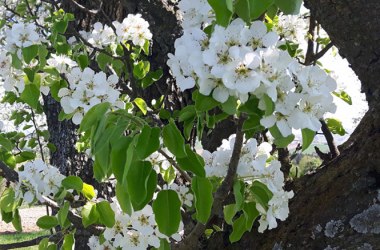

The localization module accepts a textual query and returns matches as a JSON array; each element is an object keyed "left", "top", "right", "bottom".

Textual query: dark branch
[
  {"left": 158, "top": 149, "right": 192, "bottom": 183},
  {"left": 311, "top": 42, "right": 334, "bottom": 64},
  {"left": 0, "top": 234, "right": 61, "bottom": 250},
  {"left": 0, "top": 161, "right": 18, "bottom": 182},
  {"left": 68, "top": 0, "right": 103, "bottom": 15},
  {"left": 320, "top": 119, "right": 340, "bottom": 159},
  {"left": 174, "top": 115, "right": 246, "bottom": 250}
]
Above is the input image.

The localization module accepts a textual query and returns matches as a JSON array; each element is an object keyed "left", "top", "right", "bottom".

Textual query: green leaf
[
  {"left": 243, "top": 202, "right": 259, "bottom": 231},
  {"left": 1, "top": 210, "right": 13, "bottom": 223},
  {"left": 0, "top": 188, "right": 15, "bottom": 213},
  {"left": 333, "top": 91, "right": 352, "bottom": 105},
  {"left": 269, "top": 125, "right": 295, "bottom": 148},
  {"left": 233, "top": 180, "right": 245, "bottom": 211},
  {"left": 4, "top": 153, "right": 16, "bottom": 168},
  {"left": 77, "top": 54, "right": 89, "bottom": 70},
  {"left": 22, "top": 45, "right": 39, "bottom": 64},
  {"left": 234, "top": 0, "right": 251, "bottom": 23},
  {"left": 229, "top": 214, "right": 247, "bottom": 243},
  {"left": 177, "top": 145, "right": 205, "bottom": 177},
  {"left": 224, "top": 204, "right": 237, "bottom": 225},
  {"left": 82, "top": 183, "right": 96, "bottom": 200},
  {"left": 159, "top": 239, "right": 171, "bottom": 250},
  {"left": 24, "top": 68, "right": 36, "bottom": 82},
  {"left": 53, "top": 20, "right": 68, "bottom": 33},
  {"left": 133, "top": 61, "right": 150, "bottom": 79},
  {"left": 39, "top": 238, "right": 49, "bottom": 250},
  {"left": 326, "top": 118, "right": 346, "bottom": 136},
  {"left": 192, "top": 176, "right": 213, "bottom": 224},
  {"left": 21, "top": 84, "right": 40, "bottom": 109},
  {"left": 263, "top": 94, "right": 274, "bottom": 116},
  {"left": 153, "top": 190, "right": 181, "bottom": 236},
  {"left": 79, "top": 102, "right": 111, "bottom": 132},
  {"left": 62, "top": 233, "right": 75, "bottom": 250},
  {"left": 274, "top": 0, "right": 302, "bottom": 14},
  {"left": 220, "top": 96, "right": 238, "bottom": 115},
  {"left": 266, "top": 4, "right": 279, "bottom": 19},
  {"left": 0, "top": 134, "right": 14, "bottom": 151},
  {"left": 57, "top": 202, "right": 70, "bottom": 227},
  {"left": 61, "top": 176, "right": 83, "bottom": 192},
  {"left": 135, "top": 126, "right": 160, "bottom": 159},
  {"left": 81, "top": 203, "right": 99, "bottom": 228},
  {"left": 179, "top": 105, "right": 196, "bottom": 122},
  {"left": 133, "top": 98, "right": 148, "bottom": 115},
  {"left": 242, "top": 114, "right": 263, "bottom": 133},
  {"left": 38, "top": 45, "right": 49, "bottom": 69},
  {"left": 127, "top": 161, "right": 157, "bottom": 210},
  {"left": 162, "top": 166, "right": 176, "bottom": 184},
  {"left": 36, "top": 216, "right": 59, "bottom": 230},
  {"left": 96, "top": 53, "right": 113, "bottom": 71},
  {"left": 250, "top": 181, "right": 273, "bottom": 211},
  {"left": 142, "top": 69, "right": 163, "bottom": 89},
  {"left": 162, "top": 120, "right": 187, "bottom": 158},
  {"left": 301, "top": 128, "right": 315, "bottom": 151},
  {"left": 11, "top": 53, "right": 22, "bottom": 70},
  {"left": 0, "top": 20, "right": 5, "bottom": 30},
  {"left": 47, "top": 244, "right": 57, "bottom": 250},
  {"left": 195, "top": 92, "right": 219, "bottom": 112},
  {"left": 12, "top": 209, "right": 22, "bottom": 232},
  {"left": 97, "top": 201, "right": 115, "bottom": 228},
  {"left": 250, "top": 0, "right": 274, "bottom": 19},
  {"left": 110, "top": 136, "right": 132, "bottom": 182},
  {"left": 239, "top": 96, "right": 263, "bottom": 115},
  {"left": 208, "top": 0, "right": 233, "bottom": 27},
  {"left": 116, "top": 182, "right": 133, "bottom": 215}
]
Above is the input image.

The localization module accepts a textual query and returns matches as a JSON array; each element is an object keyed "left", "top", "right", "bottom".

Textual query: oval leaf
[
  {"left": 192, "top": 176, "right": 213, "bottom": 224},
  {"left": 36, "top": 215, "right": 59, "bottom": 230},
  {"left": 153, "top": 190, "right": 181, "bottom": 236}
]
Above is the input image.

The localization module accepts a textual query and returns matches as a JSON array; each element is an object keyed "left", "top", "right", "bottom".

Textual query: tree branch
[
  {"left": 158, "top": 149, "right": 192, "bottom": 183},
  {"left": 174, "top": 115, "right": 246, "bottom": 250},
  {"left": 68, "top": 0, "right": 102, "bottom": 15},
  {"left": 0, "top": 161, "right": 18, "bottom": 182},
  {"left": 0, "top": 233, "right": 61, "bottom": 250},
  {"left": 310, "top": 42, "right": 334, "bottom": 64},
  {"left": 320, "top": 119, "right": 340, "bottom": 158}
]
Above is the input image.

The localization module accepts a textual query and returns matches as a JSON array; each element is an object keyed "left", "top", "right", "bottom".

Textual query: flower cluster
[
  {"left": 147, "top": 151, "right": 171, "bottom": 174},
  {"left": 0, "top": 20, "right": 46, "bottom": 95},
  {"left": 15, "top": 159, "right": 65, "bottom": 204},
  {"left": 164, "top": 183, "right": 194, "bottom": 207},
  {"left": 88, "top": 202, "right": 184, "bottom": 250},
  {"left": 168, "top": 0, "right": 337, "bottom": 136},
  {"left": 202, "top": 135, "right": 293, "bottom": 232},
  {"left": 58, "top": 67, "right": 124, "bottom": 124},
  {"left": 47, "top": 53, "right": 78, "bottom": 74},
  {"left": 260, "top": 64, "right": 337, "bottom": 136},
  {"left": 0, "top": 50, "right": 26, "bottom": 94},
  {"left": 3, "top": 21, "right": 43, "bottom": 53},
  {"left": 273, "top": 14, "right": 308, "bottom": 42},
  {"left": 178, "top": 0, "right": 212, "bottom": 28},
  {"left": 82, "top": 14, "right": 152, "bottom": 49}
]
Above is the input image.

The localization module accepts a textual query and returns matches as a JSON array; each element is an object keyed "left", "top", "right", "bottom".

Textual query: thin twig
[
  {"left": 174, "top": 115, "right": 246, "bottom": 250},
  {"left": 68, "top": 0, "right": 103, "bottom": 15},
  {"left": 311, "top": 42, "right": 333, "bottom": 63},
  {"left": 30, "top": 108, "right": 46, "bottom": 163},
  {"left": 158, "top": 149, "right": 192, "bottom": 183},
  {"left": 304, "top": 15, "right": 316, "bottom": 65},
  {"left": 320, "top": 119, "right": 340, "bottom": 158},
  {"left": 0, "top": 233, "right": 62, "bottom": 250}
]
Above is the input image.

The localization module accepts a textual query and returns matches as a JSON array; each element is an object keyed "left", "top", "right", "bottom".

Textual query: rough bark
[
  {"left": 205, "top": 1, "right": 380, "bottom": 249},
  {"left": 42, "top": 0, "right": 380, "bottom": 249}
]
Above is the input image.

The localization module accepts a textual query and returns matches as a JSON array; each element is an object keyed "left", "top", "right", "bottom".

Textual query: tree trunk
[
  {"left": 206, "top": 1, "right": 380, "bottom": 249},
  {"left": 44, "top": 0, "right": 380, "bottom": 249}
]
